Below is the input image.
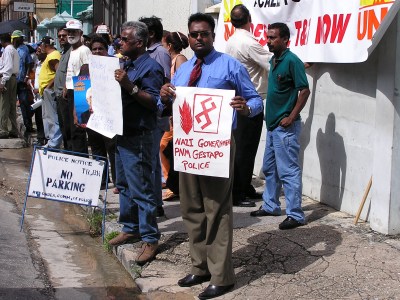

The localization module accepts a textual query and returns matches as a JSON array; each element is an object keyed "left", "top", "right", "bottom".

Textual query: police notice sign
[{"left": 28, "top": 149, "right": 104, "bottom": 206}]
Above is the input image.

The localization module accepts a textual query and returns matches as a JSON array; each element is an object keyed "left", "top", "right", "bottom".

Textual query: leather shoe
[
  {"left": 279, "top": 217, "right": 305, "bottom": 230},
  {"left": 198, "top": 284, "right": 234, "bottom": 299},
  {"left": 233, "top": 198, "right": 256, "bottom": 207},
  {"left": 250, "top": 206, "right": 280, "bottom": 217},
  {"left": 246, "top": 190, "right": 262, "bottom": 199},
  {"left": 178, "top": 274, "right": 211, "bottom": 287},
  {"left": 108, "top": 232, "right": 141, "bottom": 246}
]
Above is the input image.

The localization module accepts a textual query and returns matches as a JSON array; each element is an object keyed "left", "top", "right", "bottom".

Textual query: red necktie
[{"left": 188, "top": 58, "right": 203, "bottom": 87}]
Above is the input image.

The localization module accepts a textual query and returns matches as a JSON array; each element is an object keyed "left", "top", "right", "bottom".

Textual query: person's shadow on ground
[{"left": 232, "top": 224, "right": 342, "bottom": 289}]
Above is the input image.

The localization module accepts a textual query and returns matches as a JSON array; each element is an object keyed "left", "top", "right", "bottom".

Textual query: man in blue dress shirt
[
  {"left": 160, "top": 13, "right": 263, "bottom": 300},
  {"left": 108, "top": 21, "right": 164, "bottom": 266}
]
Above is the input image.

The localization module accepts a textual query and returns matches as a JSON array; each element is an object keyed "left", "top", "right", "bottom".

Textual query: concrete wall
[
  {"left": 126, "top": 0, "right": 214, "bottom": 59},
  {"left": 300, "top": 14, "right": 400, "bottom": 234}
]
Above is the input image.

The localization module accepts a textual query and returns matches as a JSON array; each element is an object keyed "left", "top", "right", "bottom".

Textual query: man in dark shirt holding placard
[{"left": 108, "top": 21, "right": 164, "bottom": 265}]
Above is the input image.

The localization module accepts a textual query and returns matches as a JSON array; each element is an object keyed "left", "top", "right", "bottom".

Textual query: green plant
[
  {"left": 103, "top": 231, "right": 119, "bottom": 252},
  {"left": 87, "top": 209, "right": 103, "bottom": 237}
]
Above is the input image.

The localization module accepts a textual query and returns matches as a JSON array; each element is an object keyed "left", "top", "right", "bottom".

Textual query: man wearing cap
[
  {"left": 64, "top": 19, "right": 91, "bottom": 154},
  {"left": 39, "top": 36, "right": 63, "bottom": 148},
  {"left": 0, "top": 33, "right": 20, "bottom": 139},
  {"left": 12, "top": 30, "right": 34, "bottom": 133}
]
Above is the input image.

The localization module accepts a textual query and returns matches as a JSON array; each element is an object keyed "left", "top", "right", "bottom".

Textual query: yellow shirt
[{"left": 39, "top": 50, "right": 61, "bottom": 95}]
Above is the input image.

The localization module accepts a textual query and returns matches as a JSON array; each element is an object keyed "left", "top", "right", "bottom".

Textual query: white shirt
[
  {"left": 65, "top": 45, "right": 91, "bottom": 89},
  {"left": 226, "top": 28, "right": 272, "bottom": 98},
  {"left": 0, "top": 44, "right": 20, "bottom": 86}
]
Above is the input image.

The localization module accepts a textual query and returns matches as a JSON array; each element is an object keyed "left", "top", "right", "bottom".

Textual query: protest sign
[
  {"left": 28, "top": 148, "right": 104, "bottom": 206},
  {"left": 72, "top": 75, "right": 91, "bottom": 126},
  {"left": 215, "top": 0, "right": 397, "bottom": 63},
  {"left": 173, "top": 87, "right": 234, "bottom": 178},
  {"left": 87, "top": 55, "right": 123, "bottom": 138}
]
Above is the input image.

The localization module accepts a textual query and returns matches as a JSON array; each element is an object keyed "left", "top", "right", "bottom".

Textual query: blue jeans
[
  {"left": 152, "top": 127, "right": 164, "bottom": 207},
  {"left": 42, "top": 88, "right": 62, "bottom": 148},
  {"left": 115, "top": 133, "right": 160, "bottom": 243},
  {"left": 262, "top": 120, "right": 305, "bottom": 223}
]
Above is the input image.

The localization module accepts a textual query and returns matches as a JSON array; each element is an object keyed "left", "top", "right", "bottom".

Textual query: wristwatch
[
  {"left": 247, "top": 105, "right": 252, "bottom": 116},
  {"left": 129, "top": 84, "right": 139, "bottom": 95}
]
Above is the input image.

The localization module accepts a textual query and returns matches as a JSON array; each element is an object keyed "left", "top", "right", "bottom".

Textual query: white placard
[
  {"left": 87, "top": 55, "right": 123, "bottom": 138},
  {"left": 173, "top": 87, "right": 234, "bottom": 178},
  {"left": 28, "top": 149, "right": 104, "bottom": 206},
  {"left": 215, "top": 0, "right": 396, "bottom": 63},
  {"left": 14, "top": 1, "right": 34, "bottom": 12}
]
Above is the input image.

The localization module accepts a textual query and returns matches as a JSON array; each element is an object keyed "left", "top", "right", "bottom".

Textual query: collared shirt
[
  {"left": 147, "top": 42, "right": 171, "bottom": 80},
  {"left": 0, "top": 44, "right": 20, "bottom": 86},
  {"left": 266, "top": 49, "right": 309, "bottom": 131},
  {"left": 121, "top": 52, "right": 164, "bottom": 134},
  {"left": 16, "top": 44, "right": 32, "bottom": 82},
  {"left": 225, "top": 28, "right": 272, "bottom": 98},
  {"left": 147, "top": 42, "right": 171, "bottom": 131},
  {"left": 54, "top": 47, "right": 71, "bottom": 98},
  {"left": 172, "top": 48, "right": 263, "bottom": 128}
]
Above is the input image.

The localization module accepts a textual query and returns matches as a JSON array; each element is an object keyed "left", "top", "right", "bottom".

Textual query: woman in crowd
[
  {"left": 80, "top": 35, "right": 118, "bottom": 193},
  {"left": 161, "top": 31, "right": 189, "bottom": 200}
]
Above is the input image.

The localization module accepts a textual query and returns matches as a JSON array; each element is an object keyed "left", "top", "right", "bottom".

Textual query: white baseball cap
[{"left": 65, "top": 19, "right": 83, "bottom": 31}]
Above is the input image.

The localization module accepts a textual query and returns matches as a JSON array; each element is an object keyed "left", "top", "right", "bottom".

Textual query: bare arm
[{"left": 279, "top": 88, "right": 310, "bottom": 127}]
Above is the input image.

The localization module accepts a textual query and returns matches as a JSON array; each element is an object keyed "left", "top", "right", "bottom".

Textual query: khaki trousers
[
  {"left": 0, "top": 76, "right": 18, "bottom": 136},
  {"left": 179, "top": 138, "right": 236, "bottom": 286}
]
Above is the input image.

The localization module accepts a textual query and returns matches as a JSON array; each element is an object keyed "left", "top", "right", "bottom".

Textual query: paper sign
[
  {"left": 72, "top": 75, "right": 91, "bottom": 125},
  {"left": 215, "top": 0, "right": 396, "bottom": 63},
  {"left": 173, "top": 87, "right": 234, "bottom": 178},
  {"left": 28, "top": 149, "right": 104, "bottom": 206},
  {"left": 87, "top": 55, "right": 123, "bottom": 138}
]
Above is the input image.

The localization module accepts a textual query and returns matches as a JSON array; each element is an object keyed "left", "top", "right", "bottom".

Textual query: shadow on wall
[
  {"left": 299, "top": 67, "right": 318, "bottom": 170},
  {"left": 316, "top": 113, "right": 347, "bottom": 210}
]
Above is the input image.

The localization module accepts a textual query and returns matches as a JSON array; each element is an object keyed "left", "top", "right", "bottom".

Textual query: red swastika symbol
[{"left": 195, "top": 97, "right": 217, "bottom": 130}]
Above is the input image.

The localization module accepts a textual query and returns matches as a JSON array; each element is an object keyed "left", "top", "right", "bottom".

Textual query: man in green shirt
[{"left": 250, "top": 22, "right": 310, "bottom": 230}]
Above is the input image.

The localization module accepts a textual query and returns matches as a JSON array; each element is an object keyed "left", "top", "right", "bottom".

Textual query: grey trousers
[
  {"left": 179, "top": 137, "right": 236, "bottom": 286},
  {"left": 0, "top": 76, "right": 18, "bottom": 136}
]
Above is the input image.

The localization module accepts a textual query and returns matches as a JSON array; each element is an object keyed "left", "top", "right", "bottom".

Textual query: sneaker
[
  {"left": 279, "top": 217, "right": 304, "bottom": 230},
  {"left": 108, "top": 232, "right": 141, "bottom": 246},
  {"left": 135, "top": 242, "right": 158, "bottom": 265}
]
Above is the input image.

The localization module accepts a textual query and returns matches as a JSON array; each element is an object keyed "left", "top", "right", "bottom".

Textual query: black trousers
[
  {"left": 87, "top": 128, "right": 116, "bottom": 185},
  {"left": 232, "top": 112, "right": 264, "bottom": 199},
  {"left": 56, "top": 94, "right": 71, "bottom": 150},
  {"left": 66, "top": 89, "right": 88, "bottom": 154}
]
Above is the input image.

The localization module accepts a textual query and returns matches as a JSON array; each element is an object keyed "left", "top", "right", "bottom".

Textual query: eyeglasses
[
  {"left": 120, "top": 36, "right": 141, "bottom": 43},
  {"left": 57, "top": 34, "right": 67, "bottom": 38},
  {"left": 188, "top": 31, "right": 212, "bottom": 39}
]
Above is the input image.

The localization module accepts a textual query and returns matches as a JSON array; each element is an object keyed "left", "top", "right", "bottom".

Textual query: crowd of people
[{"left": 0, "top": 4, "right": 311, "bottom": 299}]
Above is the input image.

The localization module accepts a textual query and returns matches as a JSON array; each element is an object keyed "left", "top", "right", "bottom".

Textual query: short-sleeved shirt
[
  {"left": 172, "top": 49, "right": 263, "bottom": 129},
  {"left": 121, "top": 52, "right": 164, "bottom": 134},
  {"left": 266, "top": 49, "right": 309, "bottom": 131},
  {"left": 39, "top": 50, "right": 61, "bottom": 95},
  {"left": 65, "top": 45, "right": 91, "bottom": 89},
  {"left": 16, "top": 44, "right": 32, "bottom": 82}
]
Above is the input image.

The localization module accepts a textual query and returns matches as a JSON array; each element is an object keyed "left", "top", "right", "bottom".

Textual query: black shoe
[
  {"left": 26, "top": 127, "right": 36, "bottom": 133},
  {"left": 8, "top": 132, "right": 20, "bottom": 139},
  {"left": 198, "top": 284, "right": 234, "bottom": 299},
  {"left": 279, "top": 217, "right": 304, "bottom": 230},
  {"left": 233, "top": 197, "right": 256, "bottom": 207},
  {"left": 0, "top": 134, "right": 9, "bottom": 139},
  {"left": 156, "top": 206, "right": 165, "bottom": 217},
  {"left": 246, "top": 190, "right": 262, "bottom": 199},
  {"left": 250, "top": 206, "right": 280, "bottom": 217},
  {"left": 178, "top": 274, "right": 211, "bottom": 287},
  {"left": 33, "top": 139, "right": 46, "bottom": 146}
]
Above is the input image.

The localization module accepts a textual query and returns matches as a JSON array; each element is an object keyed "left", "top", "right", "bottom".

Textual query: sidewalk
[{"left": 102, "top": 180, "right": 400, "bottom": 300}]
